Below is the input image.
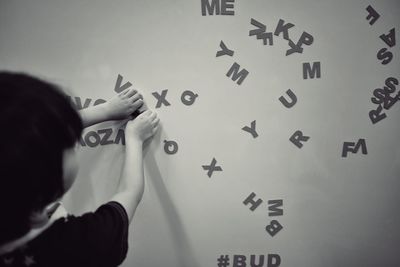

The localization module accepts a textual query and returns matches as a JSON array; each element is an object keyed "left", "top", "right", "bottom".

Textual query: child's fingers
[
  {"left": 152, "top": 125, "right": 159, "bottom": 135},
  {"left": 140, "top": 109, "right": 152, "bottom": 118},
  {"left": 138, "top": 103, "right": 148, "bottom": 113},
  {"left": 129, "top": 93, "right": 142, "bottom": 103},
  {"left": 152, "top": 117, "right": 160, "bottom": 126},
  {"left": 151, "top": 113, "right": 159, "bottom": 122},
  {"left": 125, "top": 88, "right": 138, "bottom": 98},
  {"left": 148, "top": 111, "right": 157, "bottom": 121},
  {"left": 131, "top": 99, "right": 143, "bottom": 110},
  {"left": 119, "top": 89, "right": 127, "bottom": 96},
  {"left": 120, "top": 88, "right": 131, "bottom": 96}
]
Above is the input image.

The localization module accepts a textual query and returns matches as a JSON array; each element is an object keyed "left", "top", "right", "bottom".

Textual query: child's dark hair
[{"left": 0, "top": 72, "right": 83, "bottom": 245}]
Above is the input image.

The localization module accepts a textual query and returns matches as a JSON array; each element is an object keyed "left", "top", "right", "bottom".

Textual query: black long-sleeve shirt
[{"left": 0, "top": 202, "right": 129, "bottom": 267}]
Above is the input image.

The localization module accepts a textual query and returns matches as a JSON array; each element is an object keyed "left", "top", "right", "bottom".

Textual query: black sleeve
[{"left": 54, "top": 201, "right": 129, "bottom": 267}]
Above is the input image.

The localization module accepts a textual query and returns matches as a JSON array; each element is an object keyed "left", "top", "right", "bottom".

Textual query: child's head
[{"left": 0, "top": 72, "right": 83, "bottom": 245}]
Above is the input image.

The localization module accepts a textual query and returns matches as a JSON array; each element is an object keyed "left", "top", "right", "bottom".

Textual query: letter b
[
  {"left": 266, "top": 220, "right": 283, "bottom": 237},
  {"left": 233, "top": 255, "right": 247, "bottom": 267}
]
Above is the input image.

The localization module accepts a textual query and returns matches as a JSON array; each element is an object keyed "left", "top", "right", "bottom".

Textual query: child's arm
[
  {"left": 110, "top": 110, "right": 159, "bottom": 222},
  {"left": 79, "top": 88, "right": 144, "bottom": 128}
]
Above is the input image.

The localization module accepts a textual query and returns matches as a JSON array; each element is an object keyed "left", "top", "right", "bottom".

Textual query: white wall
[{"left": 1, "top": 0, "right": 399, "bottom": 266}]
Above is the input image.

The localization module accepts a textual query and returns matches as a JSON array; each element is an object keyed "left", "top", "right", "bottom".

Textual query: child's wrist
[
  {"left": 126, "top": 135, "right": 143, "bottom": 146},
  {"left": 101, "top": 102, "right": 113, "bottom": 121}
]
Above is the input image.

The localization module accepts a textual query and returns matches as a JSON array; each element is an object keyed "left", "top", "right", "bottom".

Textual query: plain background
[{"left": 1, "top": 0, "right": 399, "bottom": 266}]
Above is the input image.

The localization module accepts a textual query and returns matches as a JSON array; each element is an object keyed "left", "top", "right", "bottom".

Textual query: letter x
[
  {"left": 202, "top": 158, "right": 223, "bottom": 178},
  {"left": 152, "top": 90, "right": 171, "bottom": 108}
]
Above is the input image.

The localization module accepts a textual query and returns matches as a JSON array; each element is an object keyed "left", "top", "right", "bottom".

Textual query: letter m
[
  {"left": 268, "top": 199, "right": 283, "bottom": 216},
  {"left": 201, "top": 0, "right": 220, "bottom": 16},
  {"left": 303, "top": 61, "right": 321, "bottom": 79},
  {"left": 227, "top": 62, "right": 249, "bottom": 85}
]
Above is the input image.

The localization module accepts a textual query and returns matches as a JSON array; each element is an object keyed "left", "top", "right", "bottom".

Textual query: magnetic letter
[
  {"left": 227, "top": 62, "right": 249, "bottom": 85},
  {"left": 274, "top": 19, "right": 294, "bottom": 40},
  {"left": 290, "top": 130, "right": 310, "bottom": 148},
  {"left": 98, "top": 128, "right": 114, "bottom": 145},
  {"left": 268, "top": 199, "right": 283, "bottom": 216},
  {"left": 353, "top": 139, "right": 368, "bottom": 155},
  {"left": 366, "top": 5, "right": 380, "bottom": 25},
  {"left": 221, "top": 0, "right": 235, "bottom": 15},
  {"left": 377, "top": 48, "right": 393, "bottom": 65},
  {"left": 94, "top": 99, "right": 107, "bottom": 106},
  {"left": 268, "top": 254, "right": 281, "bottom": 267},
  {"left": 152, "top": 90, "right": 171, "bottom": 108},
  {"left": 369, "top": 105, "right": 387, "bottom": 124},
  {"left": 250, "top": 255, "right": 264, "bottom": 267},
  {"left": 164, "top": 140, "right": 179, "bottom": 155},
  {"left": 114, "top": 74, "right": 132, "bottom": 93},
  {"left": 383, "top": 94, "right": 398, "bottom": 110},
  {"left": 249, "top": 18, "right": 273, "bottom": 45},
  {"left": 303, "top": 62, "right": 321, "bottom": 79},
  {"left": 233, "top": 255, "right": 246, "bottom": 267},
  {"left": 279, "top": 89, "right": 297, "bottom": 108},
  {"left": 296, "top": 31, "right": 314, "bottom": 47},
  {"left": 380, "top": 28, "right": 396, "bottom": 47},
  {"left": 286, "top": 32, "right": 314, "bottom": 56},
  {"left": 381, "top": 77, "right": 399, "bottom": 109},
  {"left": 371, "top": 88, "right": 387, "bottom": 105},
  {"left": 243, "top": 192, "right": 263, "bottom": 211},
  {"left": 72, "top": 97, "right": 91, "bottom": 110},
  {"left": 266, "top": 220, "right": 283, "bottom": 237},
  {"left": 181, "top": 90, "right": 199, "bottom": 106},
  {"left": 202, "top": 158, "right": 223, "bottom": 178},
  {"left": 216, "top": 40, "right": 234, "bottom": 57},
  {"left": 201, "top": 0, "right": 220, "bottom": 16},
  {"left": 342, "top": 142, "right": 355, "bottom": 158},
  {"left": 115, "top": 129, "right": 126, "bottom": 145},
  {"left": 242, "top": 120, "right": 258, "bottom": 138},
  {"left": 84, "top": 131, "right": 100, "bottom": 148},
  {"left": 342, "top": 139, "right": 368, "bottom": 158},
  {"left": 385, "top": 77, "right": 399, "bottom": 93}
]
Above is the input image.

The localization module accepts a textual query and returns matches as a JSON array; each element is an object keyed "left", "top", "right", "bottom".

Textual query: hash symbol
[{"left": 217, "top": 255, "right": 230, "bottom": 267}]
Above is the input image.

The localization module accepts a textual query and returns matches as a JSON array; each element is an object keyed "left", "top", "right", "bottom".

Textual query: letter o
[{"left": 84, "top": 131, "right": 100, "bottom": 147}]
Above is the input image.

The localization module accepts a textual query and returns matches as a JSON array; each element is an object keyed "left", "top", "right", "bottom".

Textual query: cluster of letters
[
  {"left": 365, "top": 5, "right": 398, "bottom": 125},
  {"left": 68, "top": 4, "right": 396, "bottom": 264},
  {"left": 67, "top": 96, "right": 126, "bottom": 147},
  {"left": 243, "top": 193, "right": 284, "bottom": 238},
  {"left": 249, "top": 18, "right": 314, "bottom": 57},
  {"left": 216, "top": 39, "right": 318, "bottom": 151},
  {"left": 217, "top": 254, "right": 281, "bottom": 267}
]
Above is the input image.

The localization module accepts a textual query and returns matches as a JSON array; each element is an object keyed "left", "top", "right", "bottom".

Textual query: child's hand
[
  {"left": 125, "top": 110, "right": 160, "bottom": 142},
  {"left": 105, "top": 88, "right": 144, "bottom": 121}
]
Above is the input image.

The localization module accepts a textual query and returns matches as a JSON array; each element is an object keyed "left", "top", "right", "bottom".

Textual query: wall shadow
[{"left": 144, "top": 131, "right": 200, "bottom": 267}]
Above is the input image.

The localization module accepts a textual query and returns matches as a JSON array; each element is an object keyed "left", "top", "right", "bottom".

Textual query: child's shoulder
[{"left": 0, "top": 201, "right": 128, "bottom": 267}]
